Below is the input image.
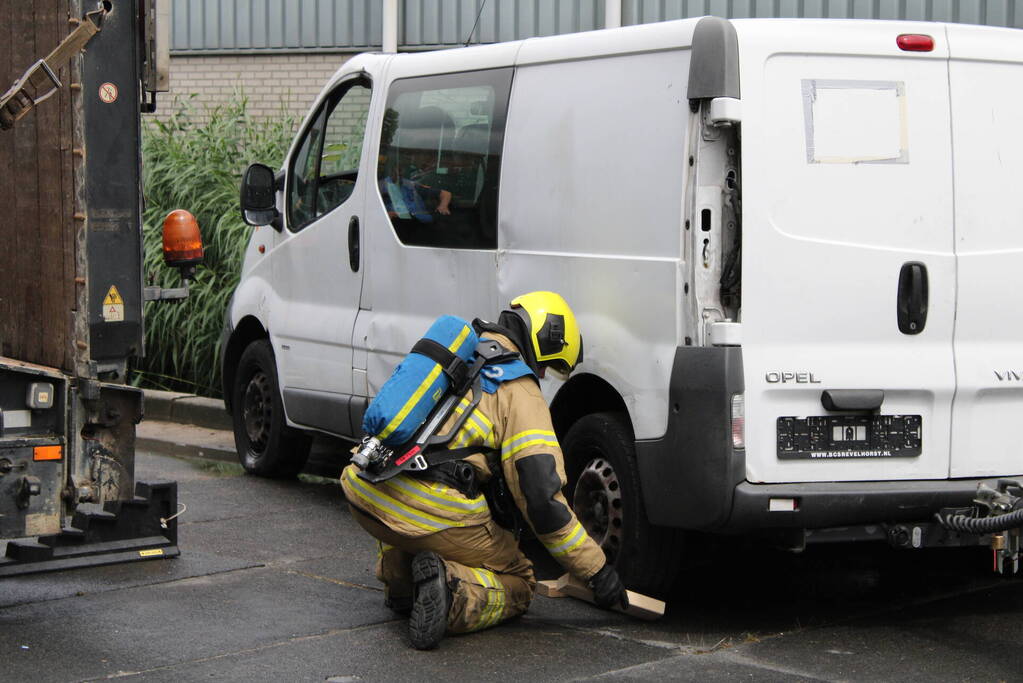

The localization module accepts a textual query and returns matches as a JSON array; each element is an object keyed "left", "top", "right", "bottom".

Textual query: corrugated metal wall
[
  {"left": 400, "top": 0, "right": 603, "bottom": 46},
  {"left": 172, "top": 0, "right": 1023, "bottom": 53},
  {"left": 624, "top": 0, "right": 1022, "bottom": 24},
  {"left": 172, "top": 0, "right": 383, "bottom": 51}
]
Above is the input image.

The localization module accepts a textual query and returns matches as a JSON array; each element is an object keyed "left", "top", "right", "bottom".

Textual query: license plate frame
[{"left": 776, "top": 414, "right": 922, "bottom": 460}]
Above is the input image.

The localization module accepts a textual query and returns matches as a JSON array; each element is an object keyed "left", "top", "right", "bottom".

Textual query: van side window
[
  {"left": 287, "top": 79, "right": 371, "bottom": 232},
  {"left": 377, "top": 68, "right": 512, "bottom": 249}
]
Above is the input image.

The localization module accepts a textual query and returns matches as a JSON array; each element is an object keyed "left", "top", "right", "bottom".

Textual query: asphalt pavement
[
  {"left": 2, "top": 393, "right": 1022, "bottom": 681},
  {"left": 135, "top": 390, "right": 349, "bottom": 478}
]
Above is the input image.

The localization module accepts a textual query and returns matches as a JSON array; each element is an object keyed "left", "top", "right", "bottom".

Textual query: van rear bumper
[
  {"left": 724, "top": 478, "right": 1014, "bottom": 532},
  {"left": 634, "top": 346, "right": 1021, "bottom": 534}
]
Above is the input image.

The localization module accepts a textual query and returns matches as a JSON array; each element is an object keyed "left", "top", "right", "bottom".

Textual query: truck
[
  {"left": 0, "top": 0, "right": 199, "bottom": 575},
  {"left": 225, "top": 16, "right": 1023, "bottom": 596}
]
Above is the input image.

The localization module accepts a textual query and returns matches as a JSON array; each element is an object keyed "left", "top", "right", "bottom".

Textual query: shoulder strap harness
[{"left": 356, "top": 336, "right": 519, "bottom": 484}]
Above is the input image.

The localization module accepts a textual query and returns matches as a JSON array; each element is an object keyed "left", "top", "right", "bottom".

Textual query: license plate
[{"left": 776, "top": 415, "right": 922, "bottom": 460}]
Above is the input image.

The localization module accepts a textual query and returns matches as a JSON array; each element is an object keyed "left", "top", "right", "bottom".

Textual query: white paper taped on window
[{"left": 802, "top": 79, "right": 908, "bottom": 164}]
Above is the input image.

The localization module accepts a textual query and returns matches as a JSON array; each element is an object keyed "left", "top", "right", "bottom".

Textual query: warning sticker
[
  {"left": 99, "top": 82, "right": 118, "bottom": 104},
  {"left": 102, "top": 285, "right": 124, "bottom": 322}
]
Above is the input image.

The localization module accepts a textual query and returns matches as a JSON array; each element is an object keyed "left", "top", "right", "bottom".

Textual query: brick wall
[{"left": 160, "top": 53, "right": 355, "bottom": 123}]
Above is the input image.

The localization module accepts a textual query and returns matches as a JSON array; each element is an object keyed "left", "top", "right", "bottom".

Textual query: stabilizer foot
[{"left": 0, "top": 481, "right": 180, "bottom": 577}]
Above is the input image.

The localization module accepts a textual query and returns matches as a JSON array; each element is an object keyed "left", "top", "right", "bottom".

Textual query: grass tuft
[
  {"left": 136, "top": 94, "right": 297, "bottom": 397},
  {"left": 194, "top": 459, "right": 246, "bottom": 477}
]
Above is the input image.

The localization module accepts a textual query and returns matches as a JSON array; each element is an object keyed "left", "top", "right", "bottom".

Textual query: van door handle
[
  {"left": 897, "top": 261, "right": 928, "bottom": 335},
  {"left": 348, "top": 216, "right": 360, "bottom": 272},
  {"left": 821, "top": 389, "right": 884, "bottom": 412}
]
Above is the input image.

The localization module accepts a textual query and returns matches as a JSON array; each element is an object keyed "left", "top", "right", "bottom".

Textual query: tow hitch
[
  {"left": 882, "top": 480, "right": 1023, "bottom": 575},
  {"left": 935, "top": 479, "right": 1023, "bottom": 576}
]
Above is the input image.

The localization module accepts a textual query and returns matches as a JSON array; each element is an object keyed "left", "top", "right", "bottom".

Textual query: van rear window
[{"left": 377, "top": 68, "right": 512, "bottom": 250}]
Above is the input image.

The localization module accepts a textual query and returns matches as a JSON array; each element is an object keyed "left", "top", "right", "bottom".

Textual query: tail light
[
  {"left": 162, "top": 209, "right": 204, "bottom": 267},
  {"left": 730, "top": 393, "right": 745, "bottom": 450}
]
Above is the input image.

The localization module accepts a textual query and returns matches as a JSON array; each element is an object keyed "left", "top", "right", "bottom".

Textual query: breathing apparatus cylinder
[{"left": 361, "top": 315, "right": 478, "bottom": 447}]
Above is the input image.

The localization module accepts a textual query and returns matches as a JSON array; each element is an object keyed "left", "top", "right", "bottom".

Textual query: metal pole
[
  {"left": 382, "top": 0, "right": 398, "bottom": 53},
  {"left": 604, "top": 0, "right": 622, "bottom": 29}
]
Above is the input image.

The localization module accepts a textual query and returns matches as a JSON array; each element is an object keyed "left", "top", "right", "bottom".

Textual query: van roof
[
  {"left": 376, "top": 17, "right": 705, "bottom": 81},
  {"left": 328, "top": 17, "right": 1020, "bottom": 93}
]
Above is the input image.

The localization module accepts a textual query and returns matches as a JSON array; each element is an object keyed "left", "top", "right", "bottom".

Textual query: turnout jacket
[{"left": 341, "top": 333, "right": 606, "bottom": 581}]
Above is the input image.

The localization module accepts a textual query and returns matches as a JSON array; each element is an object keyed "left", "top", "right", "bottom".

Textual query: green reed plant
[{"left": 137, "top": 93, "right": 296, "bottom": 396}]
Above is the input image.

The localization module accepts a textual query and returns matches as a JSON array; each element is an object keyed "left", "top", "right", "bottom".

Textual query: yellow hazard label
[
  {"left": 138, "top": 548, "right": 165, "bottom": 558},
  {"left": 102, "top": 285, "right": 125, "bottom": 322},
  {"left": 103, "top": 286, "right": 124, "bottom": 305}
]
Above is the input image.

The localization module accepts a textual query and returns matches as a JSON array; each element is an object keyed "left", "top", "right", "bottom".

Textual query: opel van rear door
[
  {"left": 946, "top": 25, "right": 1023, "bottom": 478},
  {"left": 737, "top": 21, "right": 956, "bottom": 483}
]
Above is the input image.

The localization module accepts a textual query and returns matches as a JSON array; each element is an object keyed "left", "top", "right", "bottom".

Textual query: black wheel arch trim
[
  {"left": 220, "top": 308, "right": 235, "bottom": 411},
  {"left": 635, "top": 346, "right": 745, "bottom": 530},
  {"left": 221, "top": 312, "right": 268, "bottom": 414},
  {"left": 550, "top": 372, "right": 629, "bottom": 441}
]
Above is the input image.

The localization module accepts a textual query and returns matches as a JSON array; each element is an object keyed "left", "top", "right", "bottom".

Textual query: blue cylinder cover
[{"left": 361, "top": 316, "right": 478, "bottom": 446}]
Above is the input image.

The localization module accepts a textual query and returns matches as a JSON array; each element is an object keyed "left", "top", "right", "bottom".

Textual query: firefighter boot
[
  {"left": 385, "top": 591, "right": 413, "bottom": 616},
  {"left": 409, "top": 551, "right": 451, "bottom": 650}
]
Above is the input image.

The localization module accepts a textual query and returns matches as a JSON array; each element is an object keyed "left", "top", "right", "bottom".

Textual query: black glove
[{"left": 588, "top": 564, "right": 629, "bottom": 610}]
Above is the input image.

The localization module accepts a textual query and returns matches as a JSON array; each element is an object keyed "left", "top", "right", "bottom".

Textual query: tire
[
  {"left": 563, "top": 412, "right": 684, "bottom": 598},
  {"left": 231, "top": 339, "right": 311, "bottom": 478}
]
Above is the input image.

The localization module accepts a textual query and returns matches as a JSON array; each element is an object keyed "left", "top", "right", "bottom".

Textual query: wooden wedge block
[
  {"left": 535, "top": 579, "right": 566, "bottom": 598},
  {"left": 551, "top": 573, "right": 665, "bottom": 620}
]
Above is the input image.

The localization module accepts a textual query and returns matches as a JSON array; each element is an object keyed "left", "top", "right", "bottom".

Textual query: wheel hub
[
  {"left": 572, "top": 457, "right": 624, "bottom": 563},
  {"left": 242, "top": 371, "right": 272, "bottom": 452}
]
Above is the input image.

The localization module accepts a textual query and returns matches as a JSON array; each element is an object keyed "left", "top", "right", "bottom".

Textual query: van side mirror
[{"left": 240, "top": 163, "right": 281, "bottom": 229}]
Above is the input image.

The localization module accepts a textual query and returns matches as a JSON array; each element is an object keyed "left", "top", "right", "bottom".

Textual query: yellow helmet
[{"left": 509, "top": 291, "right": 583, "bottom": 376}]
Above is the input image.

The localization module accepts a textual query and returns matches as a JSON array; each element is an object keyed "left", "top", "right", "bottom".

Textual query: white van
[{"left": 223, "top": 17, "right": 1023, "bottom": 594}]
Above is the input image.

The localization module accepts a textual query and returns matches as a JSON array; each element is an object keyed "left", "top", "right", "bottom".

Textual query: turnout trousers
[{"left": 350, "top": 506, "right": 536, "bottom": 634}]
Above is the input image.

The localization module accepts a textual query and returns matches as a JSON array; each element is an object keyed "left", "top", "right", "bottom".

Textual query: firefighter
[{"left": 340, "top": 291, "right": 628, "bottom": 649}]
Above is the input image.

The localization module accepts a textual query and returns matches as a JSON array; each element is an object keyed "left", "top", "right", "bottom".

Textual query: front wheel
[
  {"left": 563, "top": 412, "right": 684, "bottom": 598},
  {"left": 232, "top": 339, "right": 311, "bottom": 478}
]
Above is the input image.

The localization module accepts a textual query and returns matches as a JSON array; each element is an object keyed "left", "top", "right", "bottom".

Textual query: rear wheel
[
  {"left": 232, "top": 339, "right": 311, "bottom": 478},
  {"left": 563, "top": 412, "right": 683, "bottom": 598}
]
